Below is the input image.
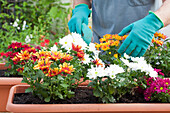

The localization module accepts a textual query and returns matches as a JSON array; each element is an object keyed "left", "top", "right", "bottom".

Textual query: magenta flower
[{"left": 155, "top": 82, "right": 168, "bottom": 93}]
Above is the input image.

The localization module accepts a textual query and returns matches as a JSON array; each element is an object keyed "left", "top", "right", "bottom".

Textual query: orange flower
[
  {"left": 17, "top": 50, "right": 32, "bottom": 61},
  {"left": 35, "top": 50, "right": 51, "bottom": 60},
  {"left": 152, "top": 38, "right": 156, "bottom": 43},
  {"left": 93, "top": 59, "right": 103, "bottom": 67},
  {"left": 95, "top": 43, "right": 101, "bottom": 50},
  {"left": 51, "top": 51, "right": 64, "bottom": 61},
  {"left": 33, "top": 59, "right": 52, "bottom": 70},
  {"left": 72, "top": 43, "right": 85, "bottom": 59},
  {"left": 12, "top": 56, "right": 21, "bottom": 63},
  {"left": 114, "top": 40, "right": 120, "bottom": 47},
  {"left": 62, "top": 53, "right": 73, "bottom": 61},
  {"left": 114, "top": 54, "right": 118, "bottom": 58},
  {"left": 59, "top": 62, "right": 74, "bottom": 75},
  {"left": 100, "top": 43, "right": 110, "bottom": 51},
  {"left": 154, "top": 32, "right": 167, "bottom": 40},
  {"left": 103, "top": 34, "right": 112, "bottom": 40},
  {"left": 99, "top": 37, "right": 107, "bottom": 43},
  {"left": 46, "top": 68, "right": 60, "bottom": 77}
]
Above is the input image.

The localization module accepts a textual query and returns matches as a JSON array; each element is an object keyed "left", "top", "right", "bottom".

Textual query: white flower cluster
[
  {"left": 59, "top": 33, "right": 88, "bottom": 51},
  {"left": 59, "top": 33, "right": 101, "bottom": 65},
  {"left": 12, "top": 19, "right": 26, "bottom": 30},
  {"left": 120, "top": 54, "right": 158, "bottom": 78},
  {"left": 25, "top": 34, "right": 33, "bottom": 43},
  {"left": 87, "top": 64, "right": 124, "bottom": 79}
]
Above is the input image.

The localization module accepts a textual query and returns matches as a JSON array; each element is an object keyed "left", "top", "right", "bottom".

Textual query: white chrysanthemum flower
[
  {"left": 88, "top": 43, "right": 100, "bottom": 56},
  {"left": 121, "top": 54, "right": 158, "bottom": 78},
  {"left": 50, "top": 45, "right": 58, "bottom": 52},
  {"left": 71, "top": 32, "right": 88, "bottom": 50},
  {"left": 82, "top": 54, "right": 92, "bottom": 64},
  {"left": 59, "top": 34, "right": 73, "bottom": 51},
  {"left": 105, "top": 64, "right": 125, "bottom": 79},
  {"left": 59, "top": 33, "right": 88, "bottom": 52},
  {"left": 87, "top": 66, "right": 105, "bottom": 79},
  {"left": 148, "top": 70, "right": 158, "bottom": 78},
  {"left": 25, "top": 35, "right": 31, "bottom": 43}
]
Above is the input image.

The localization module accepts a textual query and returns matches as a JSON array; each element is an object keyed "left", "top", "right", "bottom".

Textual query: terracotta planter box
[
  {"left": 0, "top": 63, "right": 24, "bottom": 112},
  {"left": 6, "top": 85, "right": 170, "bottom": 113}
]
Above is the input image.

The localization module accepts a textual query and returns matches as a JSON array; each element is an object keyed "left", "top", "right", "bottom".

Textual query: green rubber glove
[
  {"left": 118, "top": 12, "right": 164, "bottom": 57},
  {"left": 68, "top": 4, "right": 91, "bottom": 34},
  {"left": 81, "top": 23, "right": 92, "bottom": 45}
]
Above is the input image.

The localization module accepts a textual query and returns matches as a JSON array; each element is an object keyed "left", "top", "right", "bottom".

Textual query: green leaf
[
  {"left": 61, "top": 84, "right": 69, "bottom": 88},
  {"left": 58, "top": 93, "right": 64, "bottom": 99},
  {"left": 44, "top": 96, "right": 51, "bottom": 102},
  {"left": 25, "top": 88, "right": 33, "bottom": 93},
  {"left": 48, "top": 7, "right": 58, "bottom": 19},
  {"left": 37, "top": 70, "right": 44, "bottom": 77},
  {"left": 93, "top": 89, "right": 101, "bottom": 97}
]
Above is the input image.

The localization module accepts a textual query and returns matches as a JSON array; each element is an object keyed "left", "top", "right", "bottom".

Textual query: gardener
[{"left": 68, "top": 0, "right": 170, "bottom": 57}]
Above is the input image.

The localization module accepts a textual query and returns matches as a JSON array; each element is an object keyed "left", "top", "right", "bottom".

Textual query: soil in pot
[
  {"left": 12, "top": 87, "right": 163, "bottom": 104},
  {"left": 0, "top": 69, "right": 22, "bottom": 77}
]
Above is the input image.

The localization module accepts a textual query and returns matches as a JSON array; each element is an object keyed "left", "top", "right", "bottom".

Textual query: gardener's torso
[{"left": 92, "top": 0, "right": 155, "bottom": 43}]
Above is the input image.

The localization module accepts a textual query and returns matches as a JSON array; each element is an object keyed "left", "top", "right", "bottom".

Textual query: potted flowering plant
[
  {"left": 0, "top": 41, "right": 41, "bottom": 112},
  {"left": 6, "top": 33, "right": 170, "bottom": 113}
]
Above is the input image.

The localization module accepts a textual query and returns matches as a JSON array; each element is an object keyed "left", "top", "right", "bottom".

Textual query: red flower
[
  {"left": 44, "top": 39, "right": 50, "bottom": 44},
  {"left": 41, "top": 42, "right": 46, "bottom": 47},
  {"left": 8, "top": 42, "right": 22, "bottom": 50},
  {"left": 22, "top": 44, "right": 31, "bottom": 49},
  {"left": 0, "top": 52, "right": 6, "bottom": 57},
  {"left": 54, "top": 42, "right": 58, "bottom": 45},
  {"left": 72, "top": 43, "right": 85, "bottom": 59}
]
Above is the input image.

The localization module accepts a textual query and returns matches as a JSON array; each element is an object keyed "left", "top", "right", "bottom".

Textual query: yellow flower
[
  {"left": 95, "top": 43, "right": 101, "bottom": 50},
  {"left": 99, "top": 37, "right": 107, "bottom": 43},
  {"left": 114, "top": 40, "right": 120, "bottom": 47},
  {"left": 109, "top": 52, "right": 111, "bottom": 54},
  {"left": 100, "top": 43, "right": 110, "bottom": 51},
  {"left": 114, "top": 54, "right": 118, "bottom": 58}
]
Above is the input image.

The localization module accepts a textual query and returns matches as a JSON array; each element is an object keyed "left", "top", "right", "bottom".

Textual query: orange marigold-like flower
[
  {"left": 112, "top": 34, "right": 122, "bottom": 40},
  {"left": 114, "top": 40, "right": 120, "bottom": 47},
  {"left": 95, "top": 43, "right": 101, "bottom": 50},
  {"left": 99, "top": 37, "right": 107, "bottom": 43},
  {"left": 114, "top": 54, "right": 118, "bottom": 58},
  {"left": 103, "top": 34, "right": 112, "bottom": 40},
  {"left": 154, "top": 32, "right": 167, "bottom": 40},
  {"left": 17, "top": 50, "right": 32, "bottom": 61},
  {"left": 59, "top": 62, "right": 74, "bottom": 75},
  {"left": 46, "top": 68, "right": 60, "bottom": 77},
  {"left": 100, "top": 43, "right": 110, "bottom": 51}
]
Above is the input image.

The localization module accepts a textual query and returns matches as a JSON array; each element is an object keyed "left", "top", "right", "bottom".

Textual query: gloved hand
[
  {"left": 81, "top": 23, "right": 92, "bottom": 45},
  {"left": 68, "top": 4, "right": 91, "bottom": 34},
  {"left": 118, "top": 12, "right": 164, "bottom": 57}
]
